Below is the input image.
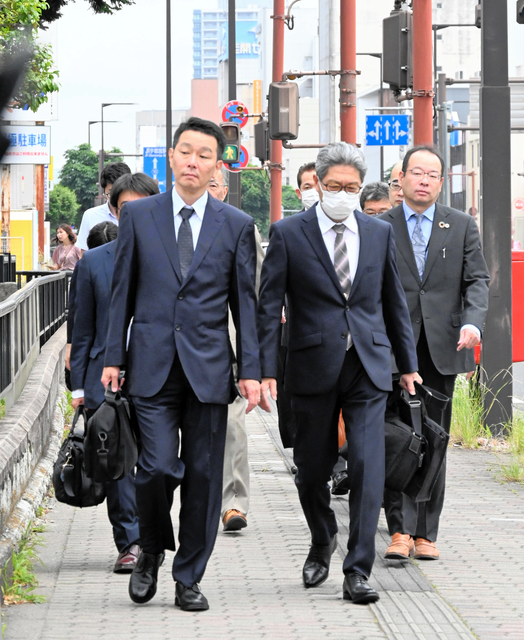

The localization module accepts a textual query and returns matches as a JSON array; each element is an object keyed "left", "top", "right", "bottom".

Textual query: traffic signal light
[
  {"left": 220, "top": 122, "right": 241, "bottom": 164},
  {"left": 268, "top": 82, "right": 300, "bottom": 141},
  {"left": 518, "top": 0, "right": 524, "bottom": 24},
  {"left": 254, "top": 118, "right": 270, "bottom": 162},
  {"left": 382, "top": 9, "right": 413, "bottom": 92}
]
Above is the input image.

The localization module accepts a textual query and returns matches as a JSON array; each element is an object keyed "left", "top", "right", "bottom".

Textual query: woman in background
[{"left": 51, "top": 224, "right": 82, "bottom": 270}]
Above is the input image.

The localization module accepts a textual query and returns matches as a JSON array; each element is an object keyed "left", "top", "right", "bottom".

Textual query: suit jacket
[
  {"left": 104, "top": 190, "right": 261, "bottom": 402},
  {"left": 258, "top": 206, "right": 418, "bottom": 395},
  {"left": 70, "top": 241, "right": 116, "bottom": 409},
  {"left": 379, "top": 203, "right": 490, "bottom": 375}
]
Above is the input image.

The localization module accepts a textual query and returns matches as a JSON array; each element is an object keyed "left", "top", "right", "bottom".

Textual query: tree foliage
[
  {"left": 240, "top": 169, "right": 303, "bottom": 238},
  {"left": 47, "top": 184, "right": 80, "bottom": 227},
  {"left": 40, "top": 0, "right": 134, "bottom": 26},
  {"left": 59, "top": 143, "right": 125, "bottom": 213}
]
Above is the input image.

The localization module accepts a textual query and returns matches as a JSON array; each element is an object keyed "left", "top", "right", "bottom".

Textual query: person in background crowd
[
  {"left": 380, "top": 145, "right": 490, "bottom": 562},
  {"left": 207, "top": 166, "right": 265, "bottom": 532},
  {"left": 76, "top": 162, "right": 131, "bottom": 253},
  {"left": 359, "top": 182, "right": 391, "bottom": 216},
  {"left": 51, "top": 224, "right": 82, "bottom": 271},
  {"left": 295, "top": 161, "right": 319, "bottom": 211},
  {"left": 388, "top": 161, "right": 404, "bottom": 208},
  {"left": 258, "top": 141, "right": 419, "bottom": 604},
  {"left": 69, "top": 173, "right": 159, "bottom": 575}
]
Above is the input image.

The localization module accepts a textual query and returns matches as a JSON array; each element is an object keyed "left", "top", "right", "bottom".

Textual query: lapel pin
[{"left": 439, "top": 221, "right": 450, "bottom": 229}]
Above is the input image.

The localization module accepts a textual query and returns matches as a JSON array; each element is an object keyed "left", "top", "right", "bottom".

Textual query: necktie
[
  {"left": 333, "top": 224, "right": 351, "bottom": 298},
  {"left": 178, "top": 207, "right": 194, "bottom": 279},
  {"left": 411, "top": 214, "right": 426, "bottom": 279}
]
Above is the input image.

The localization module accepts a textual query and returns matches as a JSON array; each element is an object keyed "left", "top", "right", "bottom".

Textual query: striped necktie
[
  {"left": 411, "top": 214, "right": 426, "bottom": 279},
  {"left": 333, "top": 224, "right": 351, "bottom": 298},
  {"left": 178, "top": 207, "right": 194, "bottom": 279}
]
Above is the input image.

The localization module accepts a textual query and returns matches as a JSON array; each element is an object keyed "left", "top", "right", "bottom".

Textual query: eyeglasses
[
  {"left": 363, "top": 207, "right": 390, "bottom": 216},
  {"left": 388, "top": 180, "right": 401, "bottom": 191},
  {"left": 102, "top": 191, "right": 111, "bottom": 203},
  {"left": 320, "top": 180, "right": 362, "bottom": 194},
  {"left": 406, "top": 169, "right": 442, "bottom": 181},
  {"left": 207, "top": 182, "right": 225, "bottom": 191}
]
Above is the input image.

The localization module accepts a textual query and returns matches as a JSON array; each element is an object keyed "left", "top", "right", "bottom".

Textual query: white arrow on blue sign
[{"left": 365, "top": 115, "right": 410, "bottom": 146}]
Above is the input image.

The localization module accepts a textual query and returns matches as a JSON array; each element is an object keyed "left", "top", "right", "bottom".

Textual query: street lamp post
[
  {"left": 166, "top": 0, "right": 172, "bottom": 190},
  {"left": 99, "top": 102, "right": 137, "bottom": 195},
  {"left": 88, "top": 120, "right": 119, "bottom": 147}
]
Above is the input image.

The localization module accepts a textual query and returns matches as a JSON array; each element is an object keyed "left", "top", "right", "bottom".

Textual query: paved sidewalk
[{"left": 3, "top": 406, "right": 524, "bottom": 639}]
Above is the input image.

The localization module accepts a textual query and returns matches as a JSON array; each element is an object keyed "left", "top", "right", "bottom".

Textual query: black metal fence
[
  {"left": 0, "top": 253, "right": 16, "bottom": 283},
  {"left": 0, "top": 272, "right": 69, "bottom": 410}
]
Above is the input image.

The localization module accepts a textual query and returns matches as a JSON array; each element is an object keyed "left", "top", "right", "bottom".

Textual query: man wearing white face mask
[
  {"left": 258, "top": 142, "right": 420, "bottom": 604},
  {"left": 295, "top": 162, "right": 319, "bottom": 211}
]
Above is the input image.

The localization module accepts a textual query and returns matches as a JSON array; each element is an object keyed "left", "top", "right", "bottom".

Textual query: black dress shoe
[
  {"left": 175, "top": 582, "right": 209, "bottom": 611},
  {"left": 128, "top": 551, "right": 165, "bottom": 604},
  {"left": 331, "top": 470, "right": 350, "bottom": 496},
  {"left": 302, "top": 535, "right": 337, "bottom": 588},
  {"left": 343, "top": 572, "right": 379, "bottom": 604}
]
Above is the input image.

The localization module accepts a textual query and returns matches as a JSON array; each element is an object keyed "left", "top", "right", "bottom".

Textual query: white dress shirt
[
  {"left": 172, "top": 187, "right": 208, "bottom": 249},
  {"left": 316, "top": 203, "right": 360, "bottom": 349},
  {"left": 76, "top": 202, "right": 118, "bottom": 251}
]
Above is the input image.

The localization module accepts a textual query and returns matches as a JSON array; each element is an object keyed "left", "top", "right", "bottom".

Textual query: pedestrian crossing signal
[{"left": 220, "top": 122, "right": 241, "bottom": 164}]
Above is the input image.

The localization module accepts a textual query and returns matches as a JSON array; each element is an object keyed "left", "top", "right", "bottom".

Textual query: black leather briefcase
[{"left": 385, "top": 383, "right": 450, "bottom": 503}]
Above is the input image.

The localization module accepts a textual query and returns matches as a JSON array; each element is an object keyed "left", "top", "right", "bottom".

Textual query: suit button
[
  {"left": 178, "top": 294, "right": 184, "bottom": 300},
  {"left": 345, "top": 305, "right": 350, "bottom": 311},
  {"left": 415, "top": 318, "right": 421, "bottom": 323},
  {"left": 420, "top": 289, "right": 425, "bottom": 295},
  {"left": 175, "top": 325, "right": 181, "bottom": 331},
  {"left": 341, "top": 332, "right": 347, "bottom": 339}
]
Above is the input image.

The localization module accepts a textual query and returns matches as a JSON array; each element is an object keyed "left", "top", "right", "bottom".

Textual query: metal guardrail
[{"left": 0, "top": 272, "right": 69, "bottom": 411}]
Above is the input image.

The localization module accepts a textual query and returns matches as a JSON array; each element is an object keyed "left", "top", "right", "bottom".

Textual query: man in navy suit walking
[
  {"left": 258, "top": 142, "right": 420, "bottom": 604},
  {"left": 102, "top": 117, "right": 261, "bottom": 611}
]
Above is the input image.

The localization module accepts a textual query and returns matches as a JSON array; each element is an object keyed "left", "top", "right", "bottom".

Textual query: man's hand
[
  {"left": 71, "top": 396, "right": 84, "bottom": 410},
  {"left": 101, "top": 366, "right": 121, "bottom": 392},
  {"left": 457, "top": 327, "right": 480, "bottom": 351},
  {"left": 65, "top": 343, "right": 71, "bottom": 371},
  {"left": 239, "top": 379, "right": 261, "bottom": 414},
  {"left": 399, "top": 372, "right": 423, "bottom": 395},
  {"left": 259, "top": 378, "right": 277, "bottom": 413}
]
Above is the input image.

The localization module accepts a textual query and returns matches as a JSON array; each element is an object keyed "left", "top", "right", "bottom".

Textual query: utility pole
[
  {"left": 480, "top": 0, "right": 513, "bottom": 433},
  {"left": 437, "top": 73, "right": 450, "bottom": 206},
  {"left": 228, "top": 0, "right": 241, "bottom": 210},
  {"left": 412, "top": 0, "right": 434, "bottom": 144},
  {"left": 269, "top": 0, "right": 285, "bottom": 224},
  {"left": 340, "top": 0, "right": 357, "bottom": 144}
]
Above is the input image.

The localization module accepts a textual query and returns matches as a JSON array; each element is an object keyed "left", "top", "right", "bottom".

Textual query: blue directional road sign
[
  {"left": 143, "top": 147, "right": 167, "bottom": 192},
  {"left": 365, "top": 114, "right": 410, "bottom": 146}
]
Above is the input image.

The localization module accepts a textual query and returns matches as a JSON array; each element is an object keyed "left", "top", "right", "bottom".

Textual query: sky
[{"left": 40, "top": 0, "right": 221, "bottom": 178}]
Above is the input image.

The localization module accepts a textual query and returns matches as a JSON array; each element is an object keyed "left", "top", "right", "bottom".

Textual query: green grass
[
  {"left": 0, "top": 398, "right": 5, "bottom": 420},
  {"left": 450, "top": 375, "right": 489, "bottom": 447},
  {"left": 2, "top": 524, "right": 45, "bottom": 605}
]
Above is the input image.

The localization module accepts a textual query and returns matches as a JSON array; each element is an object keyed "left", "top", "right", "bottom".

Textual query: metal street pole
[
  {"left": 437, "top": 73, "right": 450, "bottom": 206},
  {"left": 166, "top": 0, "right": 172, "bottom": 191},
  {"left": 228, "top": 0, "right": 241, "bottom": 210},
  {"left": 479, "top": 0, "right": 513, "bottom": 433},
  {"left": 340, "top": 0, "right": 357, "bottom": 144},
  {"left": 269, "top": 0, "right": 285, "bottom": 224},
  {"left": 412, "top": 0, "right": 434, "bottom": 145},
  {"left": 357, "top": 53, "right": 383, "bottom": 180},
  {"left": 99, "top": 102, "right": 136, "bottom": 195},
  {"left": 89, "top": 120, "right": 119, "bottom": 147}
]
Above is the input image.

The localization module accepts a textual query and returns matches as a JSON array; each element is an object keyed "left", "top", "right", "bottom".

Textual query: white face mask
[
  {"left": 319, "top": 185, "right": 360, "bottom": 222},
  {"left": 300, "top": 188, "right": 319, "bottom": 210}
]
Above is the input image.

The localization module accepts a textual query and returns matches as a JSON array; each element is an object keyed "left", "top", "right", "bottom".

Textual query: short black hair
[
  {"left": 360, "top": 182, "right": 390, "bottom": 210},
  {"left": 297, "top": 162, "right": 317, "bottom": 189},
  {"left": 172, "top": 117, "right": 225, "bottom": 160},
  {"left": 87, "top": 222, "right": 118, "bottom": 249},
  {"left": 100, "top": 162, "right": 131, "bottom": 190},
  {"left": 402, "top": 145, "right": 445, "bottom": 177},
  {"left": 110, "top": 173, "right": 160, "bottom": 209}
]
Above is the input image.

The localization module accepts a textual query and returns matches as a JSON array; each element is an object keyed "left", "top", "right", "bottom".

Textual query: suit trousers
[
  {"left": 221, "top": 394, "right": 250, "bottom": 518},
  {"left": 85, "top": 408, "right": 139, "bottom": 553},
  {"left": 291, "top": 347, "right": 387, "bottom": 579},
  {"left": 131, "top": 356, "right": 228, "bottom": 588},
  {"left": 384, "top": 326, "right": 456, "bottom": 542}
]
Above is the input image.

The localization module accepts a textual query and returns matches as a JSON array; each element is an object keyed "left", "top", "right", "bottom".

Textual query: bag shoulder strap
[{"left": 400, "top": 390, "right": 424, "bottom": 437}]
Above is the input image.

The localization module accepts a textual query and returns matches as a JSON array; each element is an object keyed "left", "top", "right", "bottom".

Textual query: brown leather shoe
[
  {"left": 414, "top": 538, "right": 439, "bottom": 560},
  {"left": 114, "top": 544, "right": 140, "bottom": 573},
  {"left": 223, "top": 509, "right": 247, "bottom": 532},
  {"left": 384, "top": 533, "right": 414, "bottom": 560}
]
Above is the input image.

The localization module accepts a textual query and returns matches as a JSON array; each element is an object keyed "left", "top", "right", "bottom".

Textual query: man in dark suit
[
  {"left": 102, "top": 117, "right": 261, "bottom": 611},
  {"left": 258, "top": 142, "right": 420, "bottom": 604},
  {"left": 380, "top": 145, "right": 490, "bottom": 562},
  {"left": 70, "top": 173, "right": 160, "bottom": 574}
]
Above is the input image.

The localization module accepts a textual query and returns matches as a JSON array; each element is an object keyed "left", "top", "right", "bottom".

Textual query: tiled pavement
[{"left": 3, "top": 406, "right": 524, "bottom": 640}]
